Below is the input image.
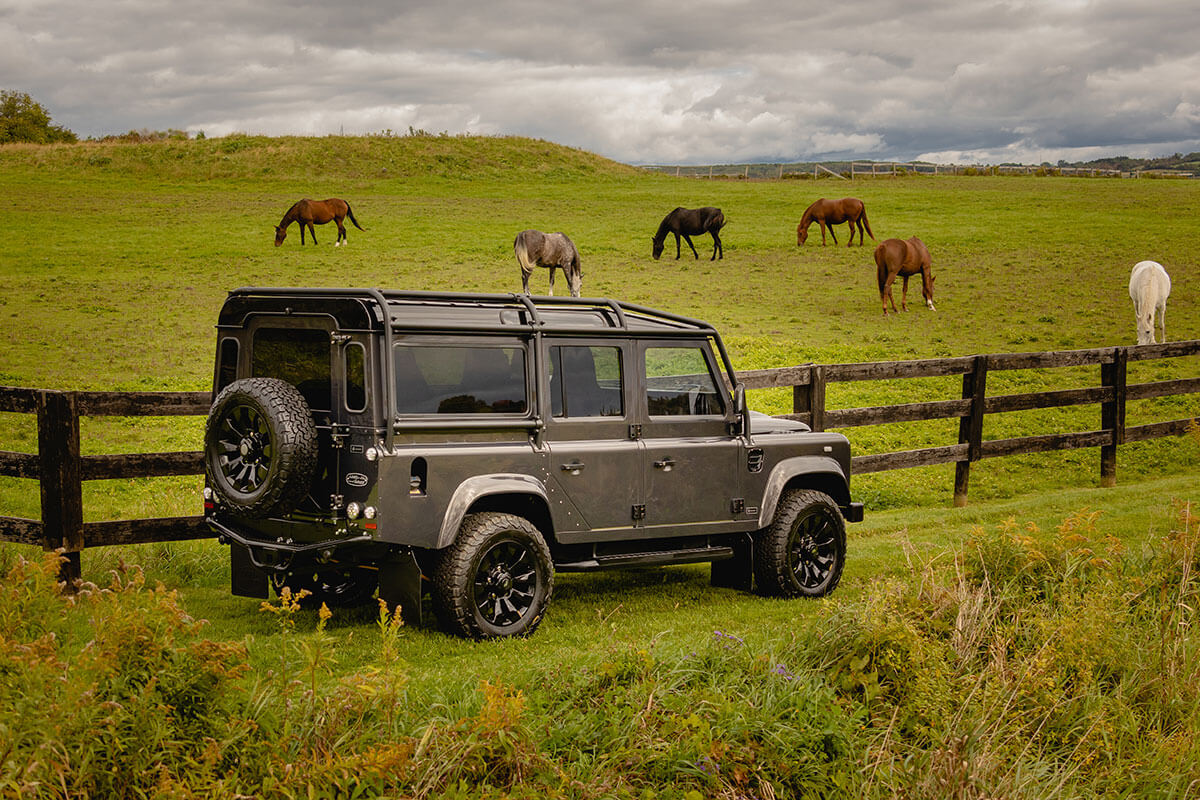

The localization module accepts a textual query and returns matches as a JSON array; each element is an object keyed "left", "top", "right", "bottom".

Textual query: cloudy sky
[{"left": 3, "top": 0, "right": 1198, "bottom": 165}]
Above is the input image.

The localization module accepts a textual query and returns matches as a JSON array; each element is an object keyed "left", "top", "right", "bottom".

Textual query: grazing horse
[
  {"left": 797, "top": 197, "right": 874, "bottom": 246},
  {"left": 652, "top": 206, "right": 725, "bottom": 260},
  {"left": 875, "top": 237, "right": 935, "bottom": 315},
  {"left": 1129, "top": 260, "right": 1171, "bottom": 345},
  {"left": 514, "top": 230, "right": 583, "bottom": 297},
  {"left": 274, "top": 198, "right": 364, "bottom": 246}
]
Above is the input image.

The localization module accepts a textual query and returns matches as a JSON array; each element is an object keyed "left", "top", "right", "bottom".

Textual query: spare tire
[{"left": 205, "top": 377, "right": 319, "bottom": 518}]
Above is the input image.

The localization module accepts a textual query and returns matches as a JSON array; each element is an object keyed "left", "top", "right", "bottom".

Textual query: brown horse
[
  {"left": 274, "top": 198, "right": 364, "bottom": 246},
  {"left": 874, "top": 237, "right": 935, "bottom": 315},
  {"left": 797, "top": 197, "right": 874, "bottom": 247}
]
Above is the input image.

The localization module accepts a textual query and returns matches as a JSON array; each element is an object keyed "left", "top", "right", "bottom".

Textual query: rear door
[
  {"left": 248, "top": 319, "right": 338, "bottom": 516},
  {"left": 541, "top": 340, "right": 643, "bottom": 540}
]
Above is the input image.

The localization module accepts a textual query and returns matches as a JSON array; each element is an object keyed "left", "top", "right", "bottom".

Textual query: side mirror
[{"left": 732, "top": 383, "right": 749, "bottom": 437}]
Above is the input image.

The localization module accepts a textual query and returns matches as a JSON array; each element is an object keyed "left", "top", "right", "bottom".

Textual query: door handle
[
  {"left": 560, "top": 461, "right": 585, "bottom": 475},
  {"left": 653, "top": 458, "right": 675, "bottom": 472}
]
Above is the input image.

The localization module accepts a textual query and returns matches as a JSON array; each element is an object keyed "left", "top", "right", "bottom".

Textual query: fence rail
[{"left": 2, "top": 340, "right": 1198, "bottom": 579}]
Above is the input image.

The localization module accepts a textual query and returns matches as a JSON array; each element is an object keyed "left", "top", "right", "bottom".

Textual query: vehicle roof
[{"left": 217, "top": 287, "right": 720, "bottom": 338}]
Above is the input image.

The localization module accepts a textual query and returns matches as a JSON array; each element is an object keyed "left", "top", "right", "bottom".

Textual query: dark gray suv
[{"left": 204, "top": 288, "right": 862, "bottom": 638}]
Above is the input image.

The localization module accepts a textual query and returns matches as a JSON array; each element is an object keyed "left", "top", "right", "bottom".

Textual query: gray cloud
[{"left": 3, "top": 0, "right": 1197, "bottom": 164}]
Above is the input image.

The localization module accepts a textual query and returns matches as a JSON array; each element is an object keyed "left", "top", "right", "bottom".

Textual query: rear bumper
[{"left": 207, "top": 516, "right": 378, "bottom": 572}]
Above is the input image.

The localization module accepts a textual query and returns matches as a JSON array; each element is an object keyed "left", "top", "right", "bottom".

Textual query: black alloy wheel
[
  {"left": 754, "top": 489, "right": 846, "bottom": 598},
  {"left": 432, "top": 512, "right": 554, "bottom": 639}
]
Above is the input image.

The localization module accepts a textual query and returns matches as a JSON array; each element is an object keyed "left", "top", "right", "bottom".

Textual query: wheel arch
[
  {"left": 755, "top": 456, "right": 850, "bottom": 529},
  {"left": 434, "top": 474, "right": 554, "bottom": 549}
]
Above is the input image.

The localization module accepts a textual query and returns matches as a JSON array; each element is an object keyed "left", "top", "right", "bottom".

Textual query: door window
[
  {"left": 645, "top": 346, "right": 725, "bottom": 416},
  {"left": 548, "top": 346, "right": 624, "bottom": 418},
  {"left": 251, "top": 328, "right": 331, "bottom": 411}
]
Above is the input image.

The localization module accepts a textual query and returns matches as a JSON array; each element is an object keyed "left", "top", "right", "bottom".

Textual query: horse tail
[
  {"left": 345, "top": 203, "right": 365, "bottom": 231},
  {"left": 860, "top": 207, "right": 875, "bottom": 240},
  {"left": 514, "top": 232, "right": 534, "bottom": 276},
  {"left": 874, "top": 245, "right": 888, "bottom": 294}
]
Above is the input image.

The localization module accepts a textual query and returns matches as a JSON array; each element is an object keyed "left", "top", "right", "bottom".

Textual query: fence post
[
  {"left": 953, "top": 356, "right": 988, "bottom": 507},
  {"left": 806, "top": 366, "right": 826, "bottom": 432},
  {"left": 1100, "top": 347, "right": 1128, "bottom": 488},
  {"left": 36, "top": 390, "right": 84, "bottom": 585}
]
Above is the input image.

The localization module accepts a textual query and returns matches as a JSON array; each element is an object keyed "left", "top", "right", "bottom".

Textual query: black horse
[{"left": 652, "top": 206, "right": 725, "bottom": 260}]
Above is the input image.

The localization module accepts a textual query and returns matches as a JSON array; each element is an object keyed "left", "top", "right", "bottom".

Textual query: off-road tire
[
  {"left": 431, "top": 512, "right": 554, "bottom": 640},
  {"left": 271, "top": 566, "right": 378, "bottom": 608},
  {"left": 754, "top": 489, "right": 846, "bottom": 598},
  {"left": 205, "top": 377, "right": 319, "bottom": 519}
]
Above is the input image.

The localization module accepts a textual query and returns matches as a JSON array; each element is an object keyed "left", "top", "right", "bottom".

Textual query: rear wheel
[
  {"left": 754, "top": 489, "right": 846, "bottom": 598},
  {"left": 432, "top": 512, "right": 553, "bottom": 639}
]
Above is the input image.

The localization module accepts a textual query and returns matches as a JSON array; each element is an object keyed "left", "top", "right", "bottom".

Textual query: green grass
[{"left": 2, "top": 135, "right": 1200, "bottom": 797}]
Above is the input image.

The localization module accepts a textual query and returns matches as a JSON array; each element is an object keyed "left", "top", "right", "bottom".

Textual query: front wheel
[
  {"left": 432, "top": 513, "right": 554, "bottom": 639},
  {"left": 754, "top": 489, "right": 846, "bottom": 598}
]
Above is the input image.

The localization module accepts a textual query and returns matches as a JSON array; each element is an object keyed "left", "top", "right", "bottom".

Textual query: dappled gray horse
[{"left": 514, "top": 230, "right": 582, "bottom": 297}]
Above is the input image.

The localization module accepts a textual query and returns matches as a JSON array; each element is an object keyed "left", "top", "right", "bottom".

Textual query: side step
[{"left": 556, "top": 545, "right": 735, "bottom": 572}]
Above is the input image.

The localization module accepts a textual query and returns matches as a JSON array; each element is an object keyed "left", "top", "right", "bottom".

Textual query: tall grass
[{"left": 3, "top": 498, "right": 1198, "bottom": 798}]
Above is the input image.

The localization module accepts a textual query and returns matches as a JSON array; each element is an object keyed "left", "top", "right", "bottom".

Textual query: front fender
[
  {"left": 435, "top": 474, "right": 550, "bottom": 549},
  {"left": 755, "top": 456, "right": 849, "bottom": 528}
]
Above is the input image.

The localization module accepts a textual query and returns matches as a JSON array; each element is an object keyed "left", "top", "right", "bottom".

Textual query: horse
[
  {"left": 274, "top": 198, "right": 364, "bottom": 247},
  {"left": 874, "top": 237, "right": 935, "bottom": 315},
  {"left": 514, "top": 230, "right": 583, "bottom": 297},
  {"left": 652, "top": 207, "right": 725, "bottom": 260},
  {"left": 797, "top": 197, "right": 874, "bottom": 246},
  {"left": 1129, "top": 260, "right": 1171, "bottom": 345}
]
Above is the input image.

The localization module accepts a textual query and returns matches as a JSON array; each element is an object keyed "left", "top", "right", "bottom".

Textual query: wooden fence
[
  {"left": 643, "top": 161, "right": 1136, "bottom": 180},
  {"left": 1, "top": 340, "right": 1198, "bottom": 580},
  {"left": 739, "top": 340, "right": 1200, "bottom": 505},
  {"left": 0, "top": 388, "right": 211, "bottom": 581}
]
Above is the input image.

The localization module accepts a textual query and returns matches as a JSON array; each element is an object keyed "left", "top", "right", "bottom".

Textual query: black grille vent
[{"left": 747, "top": 448, "right": 764, "bottom": 473}]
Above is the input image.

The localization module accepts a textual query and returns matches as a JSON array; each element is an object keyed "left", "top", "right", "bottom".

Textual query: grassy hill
[{"left": 0, "top": 132, "right": 642, "bottom": 183}]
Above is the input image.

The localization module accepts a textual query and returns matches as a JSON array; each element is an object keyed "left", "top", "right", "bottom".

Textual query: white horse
[
  {"left": 1128, "top": 260, "right": 1171, "bottom": 345},
  {"left": 514, "top": 229, "right": 582, "bottom": 297}
]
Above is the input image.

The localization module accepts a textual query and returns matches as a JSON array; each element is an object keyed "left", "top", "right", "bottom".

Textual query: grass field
[{"left": 2, "top": 135, "right": 1200, "bottom": 797}]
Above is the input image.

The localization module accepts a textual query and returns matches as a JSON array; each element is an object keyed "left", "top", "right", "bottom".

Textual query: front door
[{"left": 639, "top": 342, "right": 741, "bottom": 534}]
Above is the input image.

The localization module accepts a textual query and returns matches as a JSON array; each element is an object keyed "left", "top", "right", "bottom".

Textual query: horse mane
[{"left": 653, "top": 214, "right": 675, "bottom": 243}]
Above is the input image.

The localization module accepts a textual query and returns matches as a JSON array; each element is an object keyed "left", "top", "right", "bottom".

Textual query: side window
[
  {"left": 216, "top": 337, "right": 239, "bottom": 392},
  {"left": 548, "top": 346, "right": 624, "bottom": 418},
  {"left": 251, "top": 328, "right": 331, "bottom": 411},
  {"left": 344, "top": 343, "right": 367, "bottom": 413},
  {"left": 645, "top": 346, "right": 725, "bottom": 417},
  {"left": 395, "top": 345, "right": 527, "bottom": 414}
]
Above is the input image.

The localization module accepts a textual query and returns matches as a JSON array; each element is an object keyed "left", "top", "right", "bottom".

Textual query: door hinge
[
  {"left": 629, "top": 424, "right": 643, "bottom": 440},
  {"left": 331, "top": 332, "right": 351, "bottom": 344},
  {"left": 730, "top": 498, "right": 745, "bottom": 514},
  {"left": 631, "top": 504, "right": 646, "bottom": 521}
]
